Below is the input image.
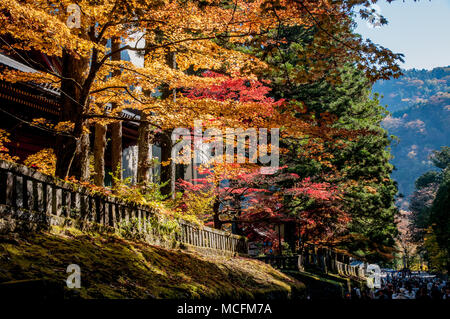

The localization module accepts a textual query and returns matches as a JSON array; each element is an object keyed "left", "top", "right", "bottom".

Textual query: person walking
[
  {"left": 431, "top": 283, "right": 442, "bottom": 300},
  {"left": 416, "top": 286, "right": 431, "bottom": 300}
]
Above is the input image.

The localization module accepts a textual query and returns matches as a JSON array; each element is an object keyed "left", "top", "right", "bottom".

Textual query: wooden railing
[
  {"left": 177, "top": 220, "right": 247, "bottom": 254},
  {"left": 256, "top": 244, "right": 367, "bottom": 282},
  {"left": 297, "top": 244, "right": 366, "bottom": 281},
  {"left": 335, "top": 261, "right": 365, "bottom": 279},
  {"left": 254, "top": 256, "right": 299, "bottom": 270},
  {"left": 0, "top": 160, "right": 248, "bottom": 255}
]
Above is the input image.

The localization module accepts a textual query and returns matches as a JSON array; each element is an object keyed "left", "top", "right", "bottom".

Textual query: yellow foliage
[
  {"left": 54, "top": 121, "right": 75, "bottom": 134},
  {"left": 161, "top": 160, "right": 171, "bottom": 167},
  {"left": 0, "top": 0, "right": 338, "bottom": 133},
  {"left": 24, "top": 148, "right": 56, "bottom": 176},
  {"left": 0, "top": 129, "right": 19, "bottom": 162},
  {"left": 178, "top": 188, "right": 216, "bottom": 222},
  {"left": 423, "top": 226, "right": 448, "bottom": 273},
  {"left": 365, "top": 186, "right": 378, "bottom": 194}
]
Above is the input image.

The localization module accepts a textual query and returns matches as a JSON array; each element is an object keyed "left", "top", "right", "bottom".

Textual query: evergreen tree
[
  {"left": 411, "top": 147, "right": 450, "bottom": 272},
  {"left": 254, "top": 26, "right": 399, "bottom": 261}
]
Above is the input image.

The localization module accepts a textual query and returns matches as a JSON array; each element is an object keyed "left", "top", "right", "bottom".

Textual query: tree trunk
[
  {"left": 110, "top": 37, "right": 122, "bottom": 186},
  {"left": 94, "top": 123, "right": 107, "bottom": 186},
  {"left": 213, "top": 199, "right": 222, "bottom": 229},
  {"left": 65, "top": 128, "right": 90, "bottom": 180},
  {"left": 231, "top": 216, "right": 241, "bottom": 235},
  {"left": 159, "top": 50, "right": 176, "bottom": 197},
  {"left": 111, "top": 121, "right": 122, "bottom": 185},
  {"left": 79, "top": 131, "right": 91, "bottom": 182},
  {"left": 55, "top": 51, "right": 89, "bottom": 179},
  {"left": 159, "top": 131, "right": 172, "bottom": 196},
  {"left": 284, "top": 221, "right": 297, "bottom": 253}
]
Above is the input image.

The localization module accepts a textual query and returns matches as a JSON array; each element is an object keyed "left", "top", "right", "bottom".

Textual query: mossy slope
[{"left": 0, "top": 227, "right": 305, "bottom": 299}]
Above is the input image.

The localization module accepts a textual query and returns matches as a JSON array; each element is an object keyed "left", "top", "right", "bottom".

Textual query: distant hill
[
  {"left": 374, "top": 67, "right": 450, "bottom": 112},
  {"left": 375, "top": 67, "right": 450, "bottom": 199}
]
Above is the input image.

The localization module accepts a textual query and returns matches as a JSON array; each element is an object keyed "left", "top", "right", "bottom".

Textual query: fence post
[
  {"left": 94, "top": 196, "right": 101, "bottom": 223},
  {"left": 137, "top": 208, "right": 142, "bottom": 232},
  {"left": 110, "top": 201, "right": 116, "bottom": 228},
  {"left": 184, "top": 223, "right": 188, "bottom": 243},
  {"left": 89, "top": 196, "right": 95, "bottom": 222},
  {"left": 0, "top": 169, "right": 6, "bottom": 205},
  {"left": 62, "top": 188, "right": 71, "bottom": 217},
  {"left": 35, "top": 181, "right": 43, "bottom": 212},
  {"left": 5, "top": 172, "right": 15, "bottom": 207},
  {"left": 79, "top": 192, "right": 86, "bottom": 220},
  {"left": 25, "top": 178, "right": 33, "bottom": 210},
  {"left": 53, "top": 187, "right": 62, "bottom": 216},
  {"left": 105, "top": 200, "right": 110, "bottom": 226},
  {"left": 116, "top": 202, "right": 122, "bottom": 227},
  {"left": 15, "top": 175, "right": 23, "bottom": 208},
  {"left": 72, "top": 191, "right": 80, "bottom": 219}
]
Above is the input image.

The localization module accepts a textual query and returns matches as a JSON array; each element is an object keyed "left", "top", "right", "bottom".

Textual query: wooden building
[{"left": 0, "top": 51, "right": 202, "bottom": 185}]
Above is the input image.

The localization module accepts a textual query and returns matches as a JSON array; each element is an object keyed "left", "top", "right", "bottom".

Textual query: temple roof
[
  {"left": 0, "top": 53, "right": 141, "bottom": 123},
  {"left": 0, "top": 53, "right": 37, "bottom": 73}
]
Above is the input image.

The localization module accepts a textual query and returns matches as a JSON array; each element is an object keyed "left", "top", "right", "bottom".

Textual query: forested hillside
[
  {"left": 374, "top": 67, "right": 450, "bottom": 112},
  {"left": 375, "top": 67, "right": 450, "bottom": 199}
]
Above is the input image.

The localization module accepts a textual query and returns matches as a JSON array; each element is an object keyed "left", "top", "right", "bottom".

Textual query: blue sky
[{"left": 354, "top": 0, "right": 450, "bottom": 70}]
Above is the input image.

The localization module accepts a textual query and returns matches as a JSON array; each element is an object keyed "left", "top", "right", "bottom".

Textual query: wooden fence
[
  {"left": 254, "top": 256, "right": 299, "bottom": 270},
  {"left": 256, "top": 244, "right": 367, "bottom": 282},
  {"left": 177, "top": 220, "right": 247, "bottom": 254},
  {"left": 0, "top": 160, "right": 247, "bottom": 255}
]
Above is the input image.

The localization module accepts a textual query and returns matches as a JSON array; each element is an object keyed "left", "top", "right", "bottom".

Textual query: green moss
[{"left": 0, "top": 227, "right": 305, "bottom": 299}]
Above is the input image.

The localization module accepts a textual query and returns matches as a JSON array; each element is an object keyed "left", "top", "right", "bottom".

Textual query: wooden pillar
[
  {"left": 137, "top": 112, "right": 152, "bottom": 184},
  {"left": 94, "top": 123, "right": 107, "bottom": 187},
  {"left": 111, "top": 121, "right": 122, "bottom": 186}
]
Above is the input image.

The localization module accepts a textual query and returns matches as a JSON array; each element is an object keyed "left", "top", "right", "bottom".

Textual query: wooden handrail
[{"left": 255, "top": 250, "right": 367, "bottom": 281}]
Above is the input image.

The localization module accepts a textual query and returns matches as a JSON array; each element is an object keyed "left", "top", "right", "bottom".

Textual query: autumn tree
[
  {"left": 411, "top": 147, "right": 450, "bottom": 272},
  {"left": 177, "top": 164, "right": 343, "bottom": 247},
  {"left": 0, "top": 1, "right": 410, "bottom": 259},
  {"left": 396, "top": 210, "right": 418, "bottom": 269},
  {"left": 0, "top": 0, "right": 404, "bottom": 182},
  {"left": 244, "top": 22, "right": 403, "bottom": 260}
]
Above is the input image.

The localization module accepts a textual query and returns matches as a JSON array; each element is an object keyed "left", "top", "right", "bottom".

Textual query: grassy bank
[
  {"left": 283, "top": 270, "right": 346, "bottom": 299},
  {"left": 0, "top": 227, "right": 305, "bottom": 299}
]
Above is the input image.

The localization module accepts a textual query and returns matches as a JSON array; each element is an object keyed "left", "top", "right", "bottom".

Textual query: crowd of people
[{"left": 349, "top": 271, "right": 450, "bottom": 300}]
